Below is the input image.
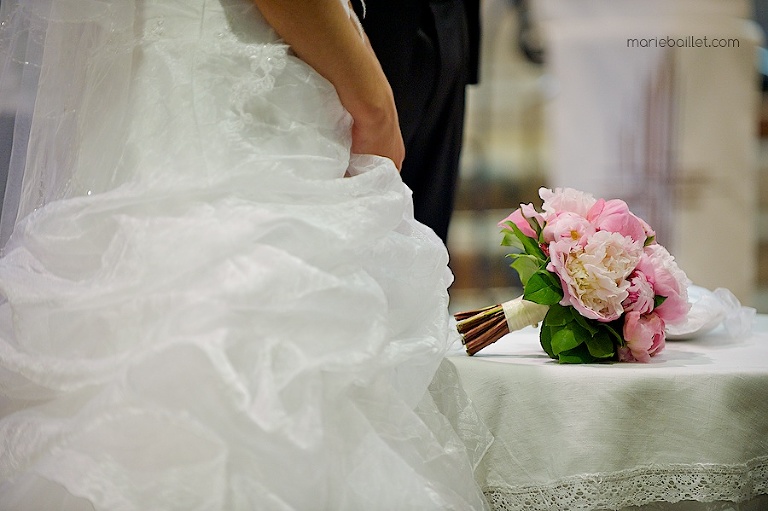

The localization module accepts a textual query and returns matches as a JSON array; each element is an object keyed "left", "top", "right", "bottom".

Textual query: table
[{"left": 449, "top": 315, "right": 768, "bottom": 510}]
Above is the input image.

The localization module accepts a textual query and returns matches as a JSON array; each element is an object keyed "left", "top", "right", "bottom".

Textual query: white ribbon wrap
[{"left": 501, "top": 296, "right": 549, "bottom": 332}]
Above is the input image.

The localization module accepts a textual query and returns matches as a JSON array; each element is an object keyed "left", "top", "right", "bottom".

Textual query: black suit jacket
[
  {"left": 464, "top": 0, "right": 481, "bottom": 84},
  {"left": 351, "top": 0, "right": 480, "bottom": 242},
  {"left": 353, "top": 0, "right": 480, "bottom": 84}
]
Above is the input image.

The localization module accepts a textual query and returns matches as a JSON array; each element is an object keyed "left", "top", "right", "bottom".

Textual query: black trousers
[{"left": 358, "top": 0, "right": 476, "bottom": 243}]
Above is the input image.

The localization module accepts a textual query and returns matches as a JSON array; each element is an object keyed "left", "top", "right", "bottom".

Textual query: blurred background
[{"left": 448, "top": 0, "right": 768, "bottom": 315}]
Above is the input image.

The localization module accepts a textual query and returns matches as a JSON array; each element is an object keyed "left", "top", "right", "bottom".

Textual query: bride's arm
[{"left": 253, "top": 0, "right": 405, "bottom": 170}]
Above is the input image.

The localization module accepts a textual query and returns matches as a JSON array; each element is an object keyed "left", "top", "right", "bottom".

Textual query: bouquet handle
[
  {"left": 456, "top": 296, "right": 549, "bottom": 355},
  {"left": 502, "top": 296, "right": 550, "bottom": 333}
]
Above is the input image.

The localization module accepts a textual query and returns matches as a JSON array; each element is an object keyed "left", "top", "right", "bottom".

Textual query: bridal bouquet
[{"left": 455, "top": 187, "right": 691, "bottom": 363}]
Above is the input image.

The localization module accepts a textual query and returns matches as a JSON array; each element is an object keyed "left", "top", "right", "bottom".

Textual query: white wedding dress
[{"left": 0, "top": 1, "right": 491, "bottom": 509}]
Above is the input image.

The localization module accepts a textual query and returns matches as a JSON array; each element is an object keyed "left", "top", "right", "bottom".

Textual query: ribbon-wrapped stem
[{"left": 455, "top": 296, "right": 549, "bottom": 355}]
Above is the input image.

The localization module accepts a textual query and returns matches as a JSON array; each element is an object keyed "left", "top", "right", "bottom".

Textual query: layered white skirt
[{"left": 0, "top": 1, "right": 490, "bottom": 509}]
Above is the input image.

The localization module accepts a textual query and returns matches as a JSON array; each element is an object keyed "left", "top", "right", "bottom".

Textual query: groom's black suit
[{"left": 353, "top": 0, "right": 481, "bottom": 243}]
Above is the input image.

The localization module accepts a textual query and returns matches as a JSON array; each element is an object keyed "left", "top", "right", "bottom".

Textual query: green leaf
[
  {"left": 654, "top": 295, "right": 667, "bottom": 308},
  {"left": 585, "top": 329, "right": 616, "bottom": 359},
  {"left": 572, "top": 313, "right": 600, "bottom": 336},
  {"left": 509, "top": 254, "right": 540, "bottom": 286},
  {"left": 557, "top": 343, "right": 598, "bottom": 364},
  {"left": 644, "top": 235, "right": 656, "bottom": 247},
  {"left": 602, "top": 321, "right": 625, "bottom": 344},
  {"left": 523, "top": 270, "right": 563, "bottom": 305},
  {"left": 539, "top": 325, "right": 556, "bottom": 359},
  {"left": 529, "top": 215, "right": 543, "bottom": 238},
  {"left": 542, "top": 303, "right": 573, "bottom": 327},
  {"left": 541, "top": 307, "right": 616, "bottom": 363},
  {"left": 501, "top": 230, "right": 524, "bottom": 250},
  {"left": 504, "top": 221, "right": 546, "bottom": 261},
  {"left": 551, "top": 327, "right": 582, "bottom": 355}
]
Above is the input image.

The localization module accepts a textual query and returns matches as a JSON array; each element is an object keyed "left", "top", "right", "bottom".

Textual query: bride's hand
[
  {"left": 348, "top": 85, "right": 405, "bottom": 171},
  {"left": 351, "top": 117, "right": 405, "bottom": 171}
]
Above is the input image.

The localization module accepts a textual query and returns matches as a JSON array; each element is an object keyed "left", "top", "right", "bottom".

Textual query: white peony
[
  {"left": 539, "top": 187, "right": 597, "bottom": 219},
  {"left": 548, "top": 231, "right": 643, "bottom": 322}
]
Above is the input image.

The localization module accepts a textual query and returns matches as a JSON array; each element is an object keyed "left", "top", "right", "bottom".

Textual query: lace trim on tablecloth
[{"left": 484, "top": 456, "right": 768, "bottom": 511}]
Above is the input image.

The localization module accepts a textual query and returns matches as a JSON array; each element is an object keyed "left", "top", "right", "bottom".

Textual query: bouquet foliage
[{"left": 455, "top": 188, "right": 690, "bottom": 363}]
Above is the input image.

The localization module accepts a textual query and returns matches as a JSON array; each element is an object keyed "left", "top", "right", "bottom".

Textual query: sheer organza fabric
[{"left": 0, "top": 1, "right": 491, "bottom": 509}]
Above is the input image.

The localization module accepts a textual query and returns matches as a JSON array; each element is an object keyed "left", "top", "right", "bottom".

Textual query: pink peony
[
  {"left": 520, "top": 202, "right": 545, "bottom": 227},
  {"left": 499, "top": 208, "right": 537, "bottom": 238},
  {"left": 541, "top": 211, "right": 595, "bottom": 245},
  {"left": 622, "top": 271, "right": 655, "bottom": 314},
  {"left": 547, "top": 231, "right": 643, "bottom": 322},
  {"left": 620, "top": 311, "right": 666, "bottom": 362},
  {"left": 635, "top": 244, "right": 690, "bottom": 326},
  {"left": 540, "top": 187, "right": 597, "bottom": 218},
  {"left": 587, "top": 198, "right": 651, "bottom": 243},
  {"left": 637, "top": 215, "right": 656, "bottom": 243}
]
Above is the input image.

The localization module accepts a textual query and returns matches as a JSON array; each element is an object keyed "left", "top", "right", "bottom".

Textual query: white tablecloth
[{"left": 450, "top": 315, "right": 768, "bottom": 510}]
